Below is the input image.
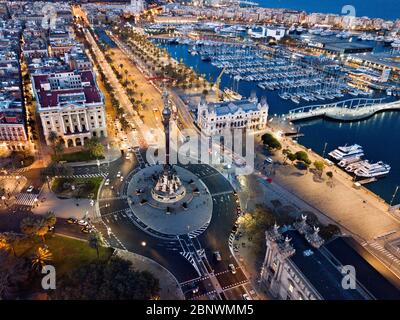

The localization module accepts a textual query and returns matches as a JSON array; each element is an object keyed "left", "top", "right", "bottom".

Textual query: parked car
[
  {"left": 242, "top": 293, "right": 251, "bottom": 300},
  {"left": 67, "top": 218, "right": 77, "bottom": 224},
  {"left": 105, "top": 178, "right": 110, "bottom": 186},
  {"left": 214, "top": 251, "right": 222, "bottom": 262},
  {"left": 78, "top": 220, "right": 88, "bottom": 226},
  {"left": 26, "top": 185, "right": 34, "bottom": 193},
  {"left": 228, "top": 264, "right": 236, "bottom": 274},
  {"left": 264, "top": 157, "right": 273, "bottom": 164},
  {"left": 116, "top": 171, "right": 121, "bottom": 178}
]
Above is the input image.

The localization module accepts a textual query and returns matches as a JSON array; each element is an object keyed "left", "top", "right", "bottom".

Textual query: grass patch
[
  {"left": 51, "top": 177, "right": 103, "bottom": 199},
  {"left": 54, "top": 150, "right": 104, "bottom": 163},
  {"left": 15, "top": 234, "right": 113, "bottom": 276}
]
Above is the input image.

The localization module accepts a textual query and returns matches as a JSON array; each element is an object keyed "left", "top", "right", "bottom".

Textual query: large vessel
[
  {"left": 223, "top": 88, "right": 242, "bottom": 101},
  {"left": 338, "top": 155, "right": 363, "bottom": 167},
  {"left": 354, "top": 161, "right": 391, "bottom": 178},
  {"left": 328, "top": 144, "right": 364, "bottom": 161}
]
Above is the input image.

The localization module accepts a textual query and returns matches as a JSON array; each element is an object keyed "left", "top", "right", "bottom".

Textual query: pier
[{"left": 284, "top": 98, "right": 400, "bottom": 122}]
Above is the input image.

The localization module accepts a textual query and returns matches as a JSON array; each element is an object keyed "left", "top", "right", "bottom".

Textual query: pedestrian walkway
[
  {"left": 115, "top": 249, "right": 184, "bottom": 300},
  {"left": 14, "top": 193, "right": 38, "bottom": 206},
  {"left": 55, "top": 173, "right": 108, "bottom": 179},
  {"left": 367, "top": 242, "right": 400, "bottom": 267}
]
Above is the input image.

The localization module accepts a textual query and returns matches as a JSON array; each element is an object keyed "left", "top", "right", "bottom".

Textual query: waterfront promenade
[{"left": 286, "top": 98, "right": 400, "bottom": 122}]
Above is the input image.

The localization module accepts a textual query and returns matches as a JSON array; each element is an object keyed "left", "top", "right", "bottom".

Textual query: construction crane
[{"left": 214, "top": 66, "right": 226, "bottom": 101}]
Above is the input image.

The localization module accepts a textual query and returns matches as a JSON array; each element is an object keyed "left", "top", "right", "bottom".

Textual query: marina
[{"left": 156, "top": 40, "right": 399, "bottom": 202}]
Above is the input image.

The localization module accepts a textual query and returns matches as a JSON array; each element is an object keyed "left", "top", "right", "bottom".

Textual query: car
[
  {"left": 214, "top": 251, "right": 222, "bottom": 262},
  {"left": 116, "top": 171, "right": 121, "bottom": 178},
  {"left": 78, "top": 220, "right": 88, "bottom": 226},
  {"left": 192, "top": 286, "right": 199, "bottom": 294},
  {"left": 127, "top": 147, "right": 132, "bottom": 152},
  {"left": 67, "top": 218, "right": 77, "bottom": 224},
  {"left": 264, "top": 157, "right": 273, "bottom": 164},
  {"left": 26, "top": 185, "right": 34, "bottom": 193},
  {"left": 242, "top": 293, "right": 251, "bottom": 300},
  {"left": 120, "top": 176, "right": 124, "bottom": 182},
  {"left": 228, "top": 264, "right": 236, "bottom": 274},
  {"left": 125, "top": 154, "right": 131, "bottom": 160},
  {"left": 80, "top": 226, "right": 91, "bottom": 234},
  {"left": 104, "top": 178, "right": 110, "bottom": 186}
]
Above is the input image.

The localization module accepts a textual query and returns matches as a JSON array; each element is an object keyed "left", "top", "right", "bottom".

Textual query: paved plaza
[{"left": 127, "top": 165, "right": 213, "bottom": 236}]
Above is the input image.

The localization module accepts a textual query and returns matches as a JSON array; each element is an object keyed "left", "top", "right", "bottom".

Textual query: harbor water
[{"left": 159, "top": 42, "right": 400, "bottom": 203}]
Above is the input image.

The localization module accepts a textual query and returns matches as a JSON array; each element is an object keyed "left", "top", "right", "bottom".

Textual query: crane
[{"left": 214, "top": 66, "right": 227, "bottom": 101}]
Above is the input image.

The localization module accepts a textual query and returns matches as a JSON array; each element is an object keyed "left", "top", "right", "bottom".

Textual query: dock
[{"left": 357, "top": 178, "right": 377, "bottom": 185}]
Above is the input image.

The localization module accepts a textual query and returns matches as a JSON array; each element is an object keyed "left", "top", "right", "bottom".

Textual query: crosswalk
[
  {"left": 367, "top": 242, "right": 400, "bottom": 266},
  {"left": 188, "top": 223, "right": 209, "bottom": 239},
  {"left": 228, "top": 233, "right": 235, "bottom": 248},
  {"left": 132, "top": 148, "right": 146, "bottom": 168},
  {"left": 55, "top": 173, "right": 108, "bottom": 179},
  {"left": 14, "top": 193, "right": 38, "bottom": 206},
  {"left": 181, "top": 252, "right": 196, "bottom": 267}
]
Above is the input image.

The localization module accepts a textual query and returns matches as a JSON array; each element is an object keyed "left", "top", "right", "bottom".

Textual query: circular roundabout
[{"left": 126, "top": 164, "right": 213, "bottom": 238}]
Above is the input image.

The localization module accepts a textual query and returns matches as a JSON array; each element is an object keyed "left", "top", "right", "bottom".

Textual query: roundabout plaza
[{"left": 123, "top": 91, "right": 212, "bottom": 239}]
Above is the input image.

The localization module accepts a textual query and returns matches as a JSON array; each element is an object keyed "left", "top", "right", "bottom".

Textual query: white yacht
[
  {"left": 338, "top": 155, "right": 364, "bottom": 167},
  {"left": 223, "top": 88, "right": 242, "bottom": 101},
  {"left": 354, "top": 161, "right": 391, "bottom": 178},
  {"left": 328, "top": 144, "right": 364, "bottom": 161},
  {"left": 345, "top": 160, "right": 369, "bottom": 173}
]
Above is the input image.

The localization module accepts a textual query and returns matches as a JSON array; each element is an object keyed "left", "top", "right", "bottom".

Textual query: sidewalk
[
  {"left": 32, "top": 184, "right": 92, "bottom": 220},
  {"left": 232, "top": 235, "right": 270, "bottom": 300},
  {"left": 115, "top": 249, "right": 184, "bottom": 300},
  {"left": 66, "top": 147, "right": 121, "bottom": 167}
]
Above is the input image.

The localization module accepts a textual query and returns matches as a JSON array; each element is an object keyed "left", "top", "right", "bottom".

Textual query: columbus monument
[{"left": 151, "top": 91, "right": 186, "bottom": 203}]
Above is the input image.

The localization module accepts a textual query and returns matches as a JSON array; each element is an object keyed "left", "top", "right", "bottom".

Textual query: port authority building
[{"left": 196, "top": 96, "right": 269, "bottom": 136}]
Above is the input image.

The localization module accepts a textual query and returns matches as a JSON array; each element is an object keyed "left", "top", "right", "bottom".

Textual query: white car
[
  {"left": 116, "top": 171, "right": 121, "bottom": 178},
  {"left": 26, "top": 186, "right": 34, "bottom": 193},
  {"left": 120, "top": 176, "right": 124, "bottom": 182},
  {"left": 228, "top": 264, "right": 236, "bottom": 274},
  {"left": 104, "top": 178, "right": 110, "bottom": 186},
  {"left": 78, "top": 220, "right": 88, "bottom": 226},
  {"left": 125, "top": 154, "right": 131, "bottom": 160},
  {"left": 242, "top": 293, "right": 251, "bottom": 300},
  {"left": 264, "top": 157, "right": 273, "bottom": 164}
]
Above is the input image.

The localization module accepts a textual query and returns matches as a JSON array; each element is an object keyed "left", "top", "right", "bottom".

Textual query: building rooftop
[
  {"left": 208, "top": 99, "right": 265, "bottom": 116},
  {"left": 32, "top": 70, "right": 102, "bottom": 109},
  {"left": 284, "top": 230, "right": 366, "bottom": 300},
  {"left": 283, "top": 229, "right": 400, "bottom": 300}
]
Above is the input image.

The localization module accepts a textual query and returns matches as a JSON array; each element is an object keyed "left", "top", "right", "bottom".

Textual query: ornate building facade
[
  {"left": 32, "top": 70, "right": 107, "bottom": 147},
  {"left": 197, "top": 96, "right": 268, "bottom": 136},
  {"left": 259, "top": 217, "right": 377, "bottom": 300}
]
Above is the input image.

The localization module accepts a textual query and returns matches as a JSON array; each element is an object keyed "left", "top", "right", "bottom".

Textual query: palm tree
[
  {"left": 88, "top": 231, "right": 105, "bottom": 259},
  {"left": 44, "top": 212, "right": 57, "bottom": 233},
  {"left": 20, "top": 216, "right": 39, "bottom": 239},
  {"left": 0, "top": 250, "right": 29, "bottom": 299},
  {"left": 31, "top": 247, "right": 53, "bottom": 271},
  {"left": 0, "top": 232, "right": 21, "bottom": 257},
  {"left": 48, "top": 131, "right": 58, "bottom": 146},
  {"left": 54, "top": 141, "right": 64, "bottom": 160},
  {"left": 35, "top": 217, "right": 50, "bottom": 244}
]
